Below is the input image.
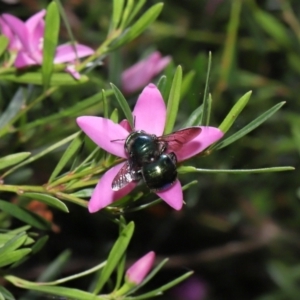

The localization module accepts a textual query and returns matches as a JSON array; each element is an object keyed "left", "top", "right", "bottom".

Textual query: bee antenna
[{"left": 111, "top": 138, "right": 125, "bottom": 142}]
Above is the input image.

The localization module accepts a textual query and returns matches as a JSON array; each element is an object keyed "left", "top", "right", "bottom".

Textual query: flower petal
[
  {"left": 121, "top": 52, "right": 171, "bottom": 95},
  {"left": 88, "top": 163, "right": 136, "bottom": 213},
  {"left": 65, "top": 65, "right": 81, "bottom": 79},
  {"left": 156, "top": 179, "right": 183, "bottom": 210},
  {"left": 1, "top": 13, "right": 28, "bottom": 50},
  {"left": 132, "top": 83, "right": 166, "bottom": 136},
  {"left": 25, "top": 10, "right": 45, "bottom": 52},
  {"left": 119, "top": 119, "right": 132, "bottom": 132},
  {"left": 153, "top": 54, "right": 171, "bottom": 75},
  {"left": 14, "top": 51, "right": 37, "bottom": 68},
  {"left": 176, "top": 126, "right": 224, "bottom": 162},
  {"left": 54, "top": 43, "right": 94, "bottom": 64},
  {"left": 0, "top": 16, "right": 19, "bottom": 50},
  {"left": 76, "top": 116, "right": 129, "bottom": 158}
]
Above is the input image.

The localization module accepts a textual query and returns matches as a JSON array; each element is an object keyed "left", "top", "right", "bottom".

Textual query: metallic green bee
[{"left": 112, "top": 127, "right": 202, "bottom": 192}]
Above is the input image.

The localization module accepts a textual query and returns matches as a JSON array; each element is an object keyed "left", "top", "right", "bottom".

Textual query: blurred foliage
[{"left": 0, "top": 0, "right": 300, "bottom": 299}]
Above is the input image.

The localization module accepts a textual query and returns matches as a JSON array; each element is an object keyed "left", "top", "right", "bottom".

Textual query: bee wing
[
  {"left": 112, "top": 161, "right": 135, "bottom": 191},
  {"left": 158, "top": 127, "right": 202, "bottom": 152}
]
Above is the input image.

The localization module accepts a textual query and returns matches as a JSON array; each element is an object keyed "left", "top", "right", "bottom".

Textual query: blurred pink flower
[
  {"left": 126, "top": 251, "right": 155, "bottom": 285},
  {"left": 0, "top": 10, "right": 94, "bottom": 78},
  {"left": 172, "top": 276, "right": 207, "bottom": 300},
  {"left": 121, "top": 51, "right": 171, "bottom": 94},
  {"left": 77, "top": 83, "right": 223, "bottom": 213}
]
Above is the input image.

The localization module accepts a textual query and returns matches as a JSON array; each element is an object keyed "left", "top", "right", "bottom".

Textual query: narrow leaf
[
  {"left": 0, "top": 249, "right": 31, "bottom": 268},
  {"left": 110, "top": 83, "right": 133, "bottom": 128},
  {"left": 5, "top": 276, "right": 97, "bottom": 300},
  {"left": 49, "top": 133, "right": 84, "bottom": 182},
  {"left": 18, "top": 91, "right": 106, "bottom": 131},
  {"left": 42, "top": 1, "right": 60, "bottom": 89},
  {"left": 0, "top": 233, "right": 27, "bottom": 255},
  {"left": 23, "top": 193, "right": 68, "bottom": 213},
  {"left": 111, "top": 3, "right": 163, "bottom": 49},
  {"left": 213, "top": 102, "right": 286, "bottom": 150},
  {"left": 119, "top": 0, "right": 134, "bottom": 30},
  {"left": 178, "top": 166, "right": 295, "bottom": 174},
  {"left": 31, "top": 235, "right": 49, "bottom": 254},
  {"left": 0, "top": 36, "right": 9, "bottom": 57},
  {"left": 0, "top": 152, "right": 31, "bottom": 170},
  {"left": 183, "top": 105, "right": 203, "bottom": 127},
  {"left": 126, "top": 0, "right": 147, "bottom": 26},
  {"left": 164, "top": 65, "right": 182, "bottom": 134},
  {"left": 0, "top": 286, "right": 15, "bottom": 300},
  {"left": 134, "top": 271, "right": 193, "bottom": 300},
  {"left": 93, "top": 222, "right": 135, "bottom": 294},
  {"left": 111, "top": 0, "right": 125, "bottom": 31},
  {"left": 200, "top": 52, "right": 212, "bottom": 125},
  {"left": 0, "top": 72, "right": 89, "bottom": 85},
  {"left": 253, "top": 8, "right": 292, "bottom": 48},
  {"left": 218, "top": 91, "right": 252, "bottom": 133},
  {"left": 0, "top": 200, "right": 51, "bottom": 230},
  {"left": 38, "top": 250, "right": 71, "bottom": 282},
  {"left": 181, "top": 70, "right": 195, "bottom": 98},
  {"left": 0, "top": 88, "right": 25, "bottom": 129},
  {"left": 2, "top": 132, "right": 79, "bottom": 178}
]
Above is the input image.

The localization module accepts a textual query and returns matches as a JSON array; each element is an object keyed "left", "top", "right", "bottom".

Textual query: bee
[{"left": 111, "top": 127, "right": 202, "bottom": 192}]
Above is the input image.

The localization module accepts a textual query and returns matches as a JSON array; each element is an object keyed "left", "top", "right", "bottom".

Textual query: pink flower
[
  {"left": 126, "top": 251, "right": 155, "bottom": 285},
  {"left": 0, "top": 10, "right": 94, "bottom": 78},
  {"left": 0, "top": 16, "right": 21, "bottom": 51},
  {"left": 172, "top": 276, "right": 207, "bottom": 300},
  {"left": 77, "top": 83, "right": 223, "bottom": 213},
  {"left": 121, "top": 51, "right": 171, "bottom": 95}
]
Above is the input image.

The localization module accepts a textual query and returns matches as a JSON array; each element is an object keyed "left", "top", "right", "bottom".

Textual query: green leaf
[
  {"left": 18, "top": 91, "right": 106, "bottom": 131},
  {"left": 38, "top": 250, "right": 71, "bottom": 282},
  {"left": 200, "top": 52, "right": 212, "bottom": 125},
  {"left": 2, "top": 132, "right": 79, "bottom": 178},
  {"left": 157, "top": 75, "right": 167, "bottom": 100},
  {"left": 0, "top": 249, "right": 31, "bottom": 268},
  {"left": 49, "top": 132, "right": 83, "bottom": 182},
  {"left": 42, "top": 1, "right": 60, "bottom": 89},
  {"left": 177, "top": 166, "right": 295, "bottom": 174},
  {"left": 0, "top": 35, "right": 9, "bottom": 57},
  {"left": 183, "top": 105, "right": 203, "bottom": 127},
  {"left": 181, "top": 70, "right": 195, "bottom": 98},
  {"left": 164, "top": 65, "right": 182, "bottom": 134},
  {"left": 0, "top": 72, "right": 89, "bottom": 85},
  {"left": 93, "top": 222, "right": 135, "bottom": 294},
  {"left": 5, "top": 276, "right": 97, "bottom": 300},
  {"left": 111, "top": 3, "right": 163, "bottom": 49},
  {"left": 0, "top": 88, "right": 25, "bottom": 129},
  {"left": 213, "top": 102, "right": 286, "bottom": 150},
  {"left": 0, "top": 286, "right": 15, "bottom": 300},
  {"left": 0, "top": 231, "right": 33, "bottom": 248},
  {"left": 134, "top": 271, "right": 193, "bottom": 300},
  {"left": 0, "top": 152, "right": 31, "bottom": 170},
  {"left": 23, "top": 193, "right": 68, "bottom": 213},
  {"left": 0, "top": 200, "right": 51, "bottom": 230},
  {"left": 119, "top": 0, "right": 134, "bottom": 30},
  {"left": 252, "top": 8, "right": 292, "bottom": 48},
  {"left": 218, "top": 91, "right": 252, "bottom": 133},
  {"left": 110, "top": 83, "right": 133, "bottom": 128},
  {"left": 0, "top": 233, "right": 27, "bottom": 255},
  {"left": 125, "top": 0, "right": 146, "bottom": 26},
  {"left": 31, "top": 235, "right": 49, "bottom": 254},
  {"left": 71, "top": 188, "right": 93, "bottom": 198},
  {"left": 103, "top": 89, "right": 109, "bottom": 119},
  {"left": 111, "top": 0, "right": 125, "bottom": 31}
]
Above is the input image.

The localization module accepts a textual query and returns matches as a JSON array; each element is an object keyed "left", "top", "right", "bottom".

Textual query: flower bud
[{"left": 126, "top": 251, "right": 155, "bottom": 285}]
